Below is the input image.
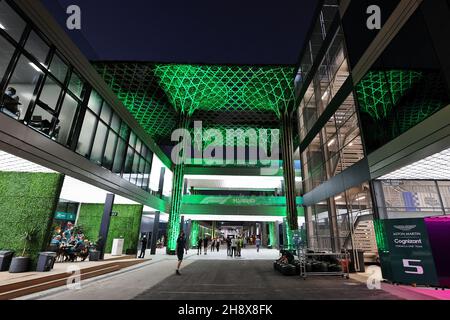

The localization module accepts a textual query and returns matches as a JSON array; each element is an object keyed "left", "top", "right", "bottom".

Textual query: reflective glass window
[
  {"left": 90, "top": 121, "right": 108, "bottom": 164},
  {"left": 76, "top": 110, "right": 97, "bottom": 158},
  {"left": 24, "top": 31, "right": 50, "bottom": 66},
  {"left": 57, "top": 93, "right": 79, "bottom": 145},
  {"left": 6, "top": 54, "right": 43, "bottom": 120},
  {"left": 0, "top": 1, "right": 26, "bottom": 42}
]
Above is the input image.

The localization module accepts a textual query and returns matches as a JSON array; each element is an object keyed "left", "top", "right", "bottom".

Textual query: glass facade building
[
  {"left": 295, "top": 0, "right": 450, "bottom": 266},
  {"left": 0, "top": 1, "right": 156, "bottom": 193}
]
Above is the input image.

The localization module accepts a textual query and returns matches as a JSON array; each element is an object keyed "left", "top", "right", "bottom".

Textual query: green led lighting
[
  {"left": 268, "top": 222, "right": 277, "bottom": 247},
  {"left": 356, "top": 70, "right": 423, "bottom": 120},
  {"left": 190, "top": 220, "right": 199, "bottom": 248},
  {"left": 283, "top": 217, "right": 294, "bottom": 250},
  {"left": 373, "top": 219, "right": 388, "bottom": 253},
  {"left": 154, "top": 64, "right": 296, "bottom": 117}
]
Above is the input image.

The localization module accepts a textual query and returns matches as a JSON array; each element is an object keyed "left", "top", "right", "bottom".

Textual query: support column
[
  {"left": 268, "top": 222, "right": 278, "bottom": 248},
  {"left": 261, "top": 222, "right": 268, "bottom": 247},
  {"left": 283, "top": 217, "right": 293, "bottom": 250},
  {"left": 98, "top": 193, "right": 115, "bottom": 260},
  {"left": 166, "top": 114, "right": 190, "bottom": 254},
  {"left": 150, "top": 211, "right": 160, "bottom": 255},
  {"left": 281, "top": 111, "right": 299, "bottom": 231}
]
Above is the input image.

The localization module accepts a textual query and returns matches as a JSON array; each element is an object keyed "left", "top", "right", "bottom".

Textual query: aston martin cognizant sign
[{"left": 383, "top": 218, "right": 439, "bottom": 286}]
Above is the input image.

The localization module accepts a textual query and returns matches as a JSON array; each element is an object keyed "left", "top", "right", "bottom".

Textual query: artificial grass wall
[
  {"left": 77, "top": 204, "right": 143, "bottom": 254},
  {"left": 0, "top": 172, "right": 64, "bottom": 266}
]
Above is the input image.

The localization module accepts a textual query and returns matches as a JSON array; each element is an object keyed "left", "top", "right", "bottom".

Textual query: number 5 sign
[{"left": 402, "top": 259, "right": 424, "bottom": 275}]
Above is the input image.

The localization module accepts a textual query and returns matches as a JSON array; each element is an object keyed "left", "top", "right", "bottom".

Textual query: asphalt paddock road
[{"left": 134, "top": 260, "right": 400, "bottom": 300}]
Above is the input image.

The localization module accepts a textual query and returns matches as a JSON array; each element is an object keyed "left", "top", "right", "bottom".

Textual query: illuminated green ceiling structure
[
  {"left": 93, "top": 63, "right": 296, "bottom": 146},
  {"left": 355, "top": 70, "right": 423, "bottom": 120},
  {"left": 153, "top": 64, "right": 296, "bottom": 117}
]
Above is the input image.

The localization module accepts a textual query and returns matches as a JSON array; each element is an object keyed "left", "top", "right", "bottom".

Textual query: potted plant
[
  {"left": 88, "top": 236, "right": 102, "bottom": 261},
  {"left": 9, "top": 227, "right": 39, "bottom": 273}
]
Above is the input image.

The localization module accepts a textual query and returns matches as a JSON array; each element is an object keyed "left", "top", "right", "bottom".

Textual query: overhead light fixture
[
  {"left": 0, "top": 23, "right": 6, "bottom": 30},
  {"left": 29, "top": 62, "right": 42, "bottom": 72},
  {"left": 355, "top": 196, "right": 366, "bottom": 201},
  {"left": 327, "top": 139, "right": 335, "bottom": 147},
  {"left": 335, "top": 195, "right": 342, "bottom": 200},
  {"left": 321, "top": 91, "right": 329, "bottom": 100}
]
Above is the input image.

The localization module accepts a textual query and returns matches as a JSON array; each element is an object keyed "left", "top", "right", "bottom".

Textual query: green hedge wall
[
  {"left": 77, "top": 204, "right": 143, "bottom": 254},
  {"left": 0, "top": 172, "right": 64, "bottom": 266}
]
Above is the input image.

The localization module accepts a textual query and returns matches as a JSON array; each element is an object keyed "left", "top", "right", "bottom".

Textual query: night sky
[{"left": 41, "top": 0, "right": 319, "bottom": 65}]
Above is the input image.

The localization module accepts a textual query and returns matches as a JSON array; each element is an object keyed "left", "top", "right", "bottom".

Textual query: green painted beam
[{"left": 180, "top": 203, "right": 304, "bottom": 217}]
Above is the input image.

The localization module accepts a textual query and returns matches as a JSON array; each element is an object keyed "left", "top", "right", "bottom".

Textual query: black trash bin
[
  {"left": 89, "top": 250, "right": 100, "bottom": 261},
  {"left": 349, "top": 249, "right": 365, "bottom": 273},
  {"left": 36, "top": 252, "right": 57, "bottom": 272},
  {"left": 0, "top": 250, "right": 15, "bottom": 271}
]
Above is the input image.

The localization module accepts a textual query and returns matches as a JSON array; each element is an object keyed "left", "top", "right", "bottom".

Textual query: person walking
[
  {"left": 256, "top": 236, "right": 261, "bottom": 253},
  {"left": 176, "top": 231, "right": 186, "bottom": 275},
  {"left": 197, "top": 237, "right": 203, "bottom": 255},
  {"left": 231, "top": 237, "right": 237, "bottom": 257},
  {"left": 138, "top": 235, "right": 147, "bottom": 258},
  {"left": 203, "top": 236, "right": 208, "bottom": 255},
  {"left": 211, "top": 238, "right": 215, "bottom": 252},
  {"left": 236, "top": 237, "right": 241, "bottom": 257},
  {"left": 216, "top": 238, "right": 220, "bottom": 252},
  {"left": 226, "top": 237, "right": 232, "bottom": 256}
]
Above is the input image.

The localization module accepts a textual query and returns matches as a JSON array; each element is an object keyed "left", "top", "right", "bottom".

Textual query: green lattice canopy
[{"left": 154, "top": 64, "right": 296, "bottom": 117}]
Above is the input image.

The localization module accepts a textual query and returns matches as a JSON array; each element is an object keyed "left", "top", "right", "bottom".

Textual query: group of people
[
  {"left": 196, "top": 236, "right": 220, "bottom": 255},
  {"left": 49, "top": 222, "right": 91, "bottom": 262}
]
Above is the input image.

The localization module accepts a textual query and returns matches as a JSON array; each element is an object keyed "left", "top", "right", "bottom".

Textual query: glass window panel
[
  {"left": 132, "top": 152, "right": 140, "bottom": 174},
  {"left": 49, "top": 54, "right": 68, "bottom": 83},
  {"left": 38, "top": 76, "right": 62, "bottom": 111},
  {"left": 0, "top": 36, "right": 18, "bottom": 119},
  {"left": 100, "top": 102, "right": 112, "bottom": 124},
  {"left": 6, "top": 54, "right": 43, "bottom": 120},
  {"left": 110, "top": 113, "right": 121, "bottom": 133},
  {"left": 103, "top": 130, "right": 118, "bottom": 170},
  {"left": 112, "top": 138, "right": 126, "bottom": 174},
  {"left": 76, "top": 110, "right": 97, "bottom": 158},
  {"left": 141, "top": 146, "right": 148, "bottom": 161},
  {"left": 68, "top": 72, "right": 84, "bottom": 99},
  {"left": 142, "top": 161, "right": 151, "bottom": 190},
  {"left": 123, "top": 146, "right": 134, "bottom": 180},
  {"left": 56, "top": 93, "right": 78, "bottom": 145},
  {"left": 24, "top": 31, "right": 50, "bottom": 66},
  {"left": 119, "top": 121, "right": 129, "bottom": 139},
  {"left": 90, "top": 121, "right": 108, "bottom": 165},
  {"left": 135, "top": 139, "right": 142, "bottom": 155},
  {"left": 0, "top": 1, "right": 26, "bottom": 42},
  {"left": 437, "top": 181, "right": 450, "bottom": 210},
  {"left": 88, "top": 90, "right": 102, "bottom": 114},
  {"left": 0, "top": 34, "right": 15, "bottom": 80},
  {"left": 29, "top": 105, "right": 54, "bottom": 136},
  {"left": 129, "top": 131, "right": 137, "bottom": 148}
]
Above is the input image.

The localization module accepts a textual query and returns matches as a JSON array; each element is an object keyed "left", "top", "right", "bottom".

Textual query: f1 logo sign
[{"left": 367, "top": 5, "right": 381, "bottom": 30}]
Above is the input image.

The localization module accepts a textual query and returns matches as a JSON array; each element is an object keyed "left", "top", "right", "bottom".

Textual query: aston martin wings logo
[{"left": 393, "top": 225, "right": 416, "bottom": 232}]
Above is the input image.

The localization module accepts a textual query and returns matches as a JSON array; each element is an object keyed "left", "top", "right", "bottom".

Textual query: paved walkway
[{"left": 18, "top": 248, "right": 448, "bottom": 300}]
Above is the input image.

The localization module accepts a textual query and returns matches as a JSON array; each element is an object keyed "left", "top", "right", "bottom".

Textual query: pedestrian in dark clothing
[
  {"left": 197, "top": 237, "right": 203, "bottom": 255},
  {"left": 216, "top": 239, "right": 220, "bottom": 252},
  {"left": 203, "top": 236, "right": 208, "bottom": 255},
  {"left": 226, "top": 237, "right": 231, "bottom": 256},
  {"left": 138, "top": 235, "right": 147, "bottom": 258},
  {"left": 176, "top": 231, "right": 186, "bottom": 275}
]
